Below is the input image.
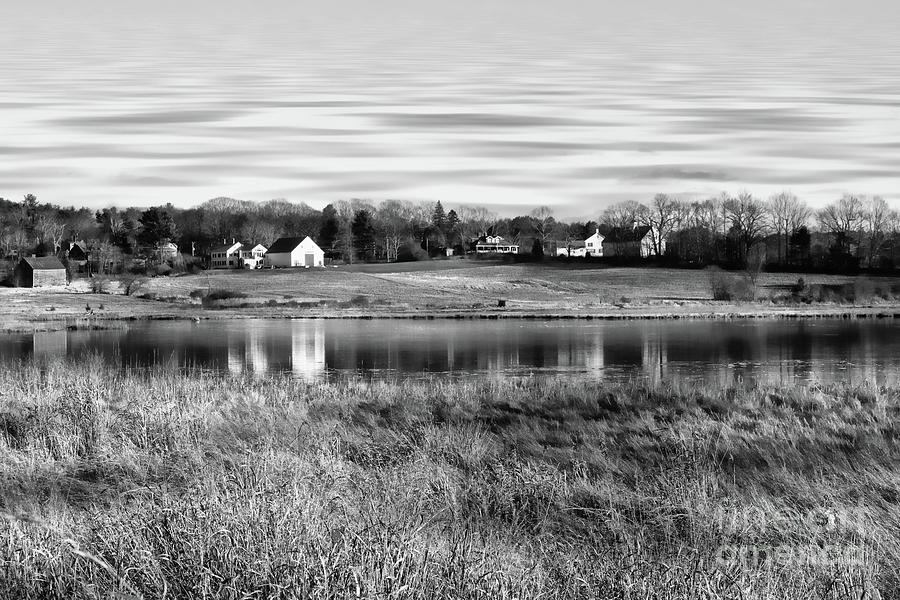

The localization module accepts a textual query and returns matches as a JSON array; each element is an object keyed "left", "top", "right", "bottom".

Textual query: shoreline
[{"left": 4, "top": 302, "right": 900, "bottom": 333}]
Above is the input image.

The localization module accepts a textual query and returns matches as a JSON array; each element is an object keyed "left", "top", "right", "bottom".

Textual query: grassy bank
[
  {"left": 1, "top": 362, "right": 899, "bottom": 598},
  {"left": 4, "top": 264, "right": 900, "bottom": 333}
]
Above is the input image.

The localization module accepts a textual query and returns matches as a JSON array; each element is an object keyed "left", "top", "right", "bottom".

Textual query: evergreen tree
[
  {"left": 319, "top": 204, "right": 340, "bottom": 255},
  {"left": 138, "top": 207, "right": 178, "bottom": 247},
  {"left": 447, "top": 209, "right": 460, "bottom": 230},
  {"left": 351, "top": 209, "right": 375, "bottom": 261},
  {"left": 431, "top": 201, "right": 447, "bottom": 232}
]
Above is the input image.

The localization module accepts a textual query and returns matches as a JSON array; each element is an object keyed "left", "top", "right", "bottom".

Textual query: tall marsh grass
[{"left": 1, "top": 360, "right": 899, "bottom": 598}]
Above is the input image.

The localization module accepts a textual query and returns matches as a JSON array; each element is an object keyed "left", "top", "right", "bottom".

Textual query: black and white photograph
[{"left": 2, "top": 0, "right": 900, "bottom": 597}]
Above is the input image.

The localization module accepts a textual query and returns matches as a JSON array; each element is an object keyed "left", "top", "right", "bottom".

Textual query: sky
[{"left": 1, "top": 0, "right": 899, "bottom": 218}]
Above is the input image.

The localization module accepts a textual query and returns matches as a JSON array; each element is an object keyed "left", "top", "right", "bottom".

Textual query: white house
[
  {"left": 584, "top": 229, "right": 605, "bottom": 257},
  {"left": 265, "top": 236, "right": 324, "bottom": 267},
  {"left": 556, "top": 241, "right": 587, "bottom": 257},
  {"left": 157, "top": 242, "right": 178, "bottom": 261},
  {"left": 475, "top": 235, "right": 519, "bottom": 254},
  {"left": 211, "top": 241, "right": 243, "bottom": 269},
  {"left": 239, "top": 244, "right": 268, "bottom": 269}
]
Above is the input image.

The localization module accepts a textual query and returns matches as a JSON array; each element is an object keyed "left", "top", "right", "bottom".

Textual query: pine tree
[
  {"left": 138, "top": 207, "right": 178, "bottom": 246},
  {"left": 351, "top": 209, "right": 375, "bottom": 261},
  {"left": 431, "top": 201, "right": 447, "bottom": 232},
  {"left": 319, "top": 204, "right": 340, "bottom": 255},
  {"left": 447, "top": 209, "right": 460, "bottom": 230}
]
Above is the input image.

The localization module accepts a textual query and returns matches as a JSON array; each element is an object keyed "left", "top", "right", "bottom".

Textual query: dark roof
[
  {"left": 603, "top": 225, "right": 653, "bottom": 244},
  {"left": 21, "top": 256, "right": 66, "bottom": 270},
  {"left": 67, "top": 242, "right": 89, "bottom": 259},
  {"left": 211, "top": 242, "right": 242, "bottom": 253},
  {"left": 266, "top": 237, "right": 307, "bottom": 254}
]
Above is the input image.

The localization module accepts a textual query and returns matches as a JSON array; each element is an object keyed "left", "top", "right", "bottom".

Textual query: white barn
[{"left": 265, "top": 236, "right": 324, "bottom": 267}]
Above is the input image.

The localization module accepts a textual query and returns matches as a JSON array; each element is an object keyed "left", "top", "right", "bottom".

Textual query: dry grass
[{"left": 1, "top": 360, "right": 899, "bottom": 598}]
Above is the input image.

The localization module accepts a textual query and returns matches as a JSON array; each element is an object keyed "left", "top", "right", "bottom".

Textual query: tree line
[{"left": 1, "top": 191, "right": 898, "bottom": 272}]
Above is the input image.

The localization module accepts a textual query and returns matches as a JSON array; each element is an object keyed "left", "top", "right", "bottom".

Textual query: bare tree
[
  {"left": 35, "top": 213, "right": 67, "bottom": 254},
  {"left": 723, "top": 192, "right": 770, "bottom": 266},
  {"left": 377, "top": 200, "right": 417, "bottom": 261},
  {"left": 456, "top": 206, "right": 497, "bottom": 241},
  {"left": 767, "top": 192, "right": 810, "bottom": 265},
  {"left": 530, "top": 206, "right": 554, "bottom": 245},
  {"left": 240, "top": 220, "right": 279, "bottom": 247},
  {"left": 817, "top": 194, "right": 864, "bottom": 257},
  {"left": 600, "top": 200, "right": 646, "bottom": 229},
  {"left": 638, "top": 194, "right": 682, "bottom": 256},
  {"left": 861, "top": 195, "right": 891, "bottom": 268}
]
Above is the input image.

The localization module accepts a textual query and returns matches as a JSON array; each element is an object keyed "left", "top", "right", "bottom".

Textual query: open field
[
  {"left": 1, "top": 361, "right": 898, "bottom": 598},
  {"left": 3, "top": 262, "right": 900, "bottom": 332}
]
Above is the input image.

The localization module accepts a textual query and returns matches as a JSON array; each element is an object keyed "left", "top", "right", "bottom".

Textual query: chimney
[{"left": 232, "top": 237, "right": 235, "bottom": 244}]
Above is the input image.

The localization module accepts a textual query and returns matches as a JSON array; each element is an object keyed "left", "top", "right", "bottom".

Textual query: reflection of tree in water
[{"left": 2, "top": 319, "right": 898, "bottom": 386}]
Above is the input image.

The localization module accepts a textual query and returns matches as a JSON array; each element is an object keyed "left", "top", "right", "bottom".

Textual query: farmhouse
[
  {"left": 211, "top": 241, "right": 243, "bottom": 269},
  {"left": 15, "top": 256, "right": 67, "bottom": 288},
  {"left": 239, "top": 244, "right": 268, "bottom": 269},
  {"left": 584, "top": 229, "right": 605, "bottom": 257},
  {"left": 265, "top": 236, "right": 324, "bottom": 267},
  {"left": 475, "top": 235, "right": 519, "bottom": 254},
  {"left": 602, "top": 225, "right": 663, "bottom": 258}
]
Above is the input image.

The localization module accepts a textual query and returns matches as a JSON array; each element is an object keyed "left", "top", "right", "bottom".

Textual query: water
[{"left": 2, "top": 318, "right": 899, "bottom": 386}]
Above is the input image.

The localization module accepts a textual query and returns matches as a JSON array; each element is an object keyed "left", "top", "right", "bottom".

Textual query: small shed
[
  {"left": 265, "top": 236, "right": 324, "bottom": 267},
  {"left": 15, "top": 256, "right": 67, "bottom": 288}
]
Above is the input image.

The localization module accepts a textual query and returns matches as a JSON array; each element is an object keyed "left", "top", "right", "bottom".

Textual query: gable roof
[
  {"left": 477, "top": 235, "right": 514, "bottom": 245},
  {"left": 266, "top": 236, "right": 320, "bottom": 254},
  {"left": 212, "top": 242, "right": 242, "bottom": 253},
  {"left": 21, "top": 256, "right": 66, "bottom": 270},
  {"left": 67, "top": 242, "right": 89, "bottom": 258},
  {"left": 603, "top": 225, "right": 653, "bottom": 244}
]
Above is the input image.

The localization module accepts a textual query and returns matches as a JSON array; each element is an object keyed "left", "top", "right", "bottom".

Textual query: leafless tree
[
  {"left": 861, "top": 195, "right": 891, "bottom": 268},
  {"left": 600, "top": 200, "right": 646, "bottom": 229},
  {"left": 767, "top": 192, "right": 810, "bottom": 264},
  {"left": 817, "top": 194, "right": 864, "bottom": 257},
  {"left": 723, "top": 192, "right": 770, "bottom": 265},
  {"left": 456, "top": 206, "right": 497, "bottom": 241},
  {"left": 530, "top": 206, "right": 554, "bottom": 245},
  {"left": 637, "top": 194, "right": 682, "bottom": 255},
  {"left": 35, "top": 213, "right": 67, "bottom": 254},
  {"left": 377, "top": 200, "right": 417, "bottom": 261}
]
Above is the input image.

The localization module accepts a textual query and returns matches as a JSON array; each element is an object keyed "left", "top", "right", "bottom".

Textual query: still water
[{"left": 2, "top": 318, "right": 899, "bottom": 386}]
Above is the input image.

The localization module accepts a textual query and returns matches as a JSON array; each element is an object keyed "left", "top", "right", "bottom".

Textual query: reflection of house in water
[
  {"left": 641, "top": 329, "right": 667, "bottom": 384},
  {"left": 555, "top": 330, "right": 605, "bottom": 379},
  {"left": 227, "top": 332, "right": 244, "bottom": 375},
  {"left": 32, "top": 331, "right": 67, "bottom": 361},
  {"left": 586, "top": 331, "right": 604, "bottom": 376},
  {"left": 246, "top": 328, "right": 269, "bottom": 373},
  {"left": 291, "top": 320, "right": 325, "bottom": 381}
]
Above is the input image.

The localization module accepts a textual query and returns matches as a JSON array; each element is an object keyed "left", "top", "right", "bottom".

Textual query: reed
[{"left": 1, "top": 360, "right": 898, "bottom": 598}]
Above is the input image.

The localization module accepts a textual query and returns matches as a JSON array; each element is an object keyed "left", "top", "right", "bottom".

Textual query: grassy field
[
  {"left": 1, "top": 361, "right": 899, "bottom": 598},
  {"left": 3, "top": 262, "right": 900, "bottom": 332}
]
